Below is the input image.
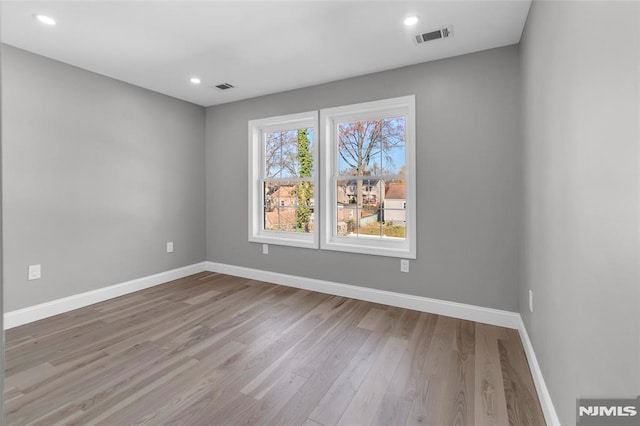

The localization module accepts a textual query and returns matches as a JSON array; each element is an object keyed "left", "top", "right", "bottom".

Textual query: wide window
[
  {"left": 320, "top": 96, "right": 416, "bottom": 258},
  {"left": 248, "top": 111, "right": 318, "bottom": 248}
]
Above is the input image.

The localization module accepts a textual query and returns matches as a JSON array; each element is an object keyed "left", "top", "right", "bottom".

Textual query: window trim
[
  {"left": 248, "top": 111, "right": 319, "bottom": 249},
  {"left": 320, "top": 96, "right": 416, "bottom": 259}
]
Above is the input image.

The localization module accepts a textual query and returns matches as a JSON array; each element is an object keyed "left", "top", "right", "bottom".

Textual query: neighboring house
[
  {"left": 335, "top": 179, "right": 384, "bottom": 235},
  {"left": 340, "top": 179, "right": 385, "bottom": 206},
  {"left": 265, "top": 208, "right": 297, "bottom": 231},
  {"left": 264, "top": 184, "right": 315, "bottom": 232},
  {"left": 336, "top": 184, "right": 350, "bottom": 205},
  {"left": 336, "top": 204, "right": 356, "bottom": 224},
  {"left": 265, "top": 184, "right": 297, "bottom": 210},
  {"left": 265, "top": 208, "right": 315, "bottom": 232},
  {"left": 384, "top": 182, "right": 406, "bottom": 225}
]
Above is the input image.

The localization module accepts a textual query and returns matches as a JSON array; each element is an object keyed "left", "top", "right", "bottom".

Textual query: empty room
[{"left": 1, "top": 1, "right": 638, "bottom": 425}]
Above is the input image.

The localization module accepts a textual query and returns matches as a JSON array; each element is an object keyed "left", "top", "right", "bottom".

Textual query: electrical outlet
[
  {"left": 28, "top": 264, "right": 41, "bottom": 280},
  {"left": 400, "top": 259, "right": 409, "bottom": 273},
  {"left": 529, "top": 289, "right": 533, "bottom": 312},
  {"left": 262, "top": 244, "right": 269, "bottom": 255},
  {"left": 167, "top": 242, "right": 174, "bottom": 253}
]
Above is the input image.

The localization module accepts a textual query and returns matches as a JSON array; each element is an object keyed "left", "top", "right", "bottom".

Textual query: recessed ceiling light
[
  {"left": 190, "top": 77, "right": 201, "bottom": 85},
  {"left": 403, "top": 16, "right": 419, "bottom": 26},
  {"left": 34, "top": 14, "right": 56, "bottom": 26}
]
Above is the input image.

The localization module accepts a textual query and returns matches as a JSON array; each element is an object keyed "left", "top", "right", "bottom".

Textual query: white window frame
[
  {"left": 248, "top": 111, "right": 319, "bottom": 249},
  {"left": 320, "top": 96, "right": 416, "bottom": 258}
]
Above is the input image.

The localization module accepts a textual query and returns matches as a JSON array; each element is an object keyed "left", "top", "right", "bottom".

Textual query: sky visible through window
[
  {"left": 335, "top": 116, "right": 407, "bottom": 239},
  {"left": 265, "top": 128, "right": 315, "bottom": 179},
  {"left": 261, "top": 117, "right": 407, "bottom": 239},
  {"left": 338, "top": 117, "right": 406, "bottom": 176},
  {"left": 263, "top": 128, "right": 314, "bottom": 234}
]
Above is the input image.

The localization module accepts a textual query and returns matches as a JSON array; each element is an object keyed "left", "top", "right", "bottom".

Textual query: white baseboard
[
  {"left": 204, "top": 261, "right": 521, "bottom": 329},
  {"left": 517, "top": 318, "right": 561, "bottom": 426},
  {"left": 4, "top": 262, "right": 207, "bottom": 329}
]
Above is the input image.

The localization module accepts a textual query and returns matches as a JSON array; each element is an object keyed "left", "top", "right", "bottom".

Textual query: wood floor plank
[
  {"left": 3, "top": 387, "right": 24, "bottom": 404},
  {"left": 308, "top": 324, "right": 388, "bottom": 425},
  {"left": 336, "top": 336, "right": 408, "bottom": 426},
  {"left": 499, "top": 329, "right": 546, "bottom": 425},
  {"left": 7, "top": 341, "right": 165, "bottom": 424},
  {"left": 217, "top": 372, "right": 308, "bottom": 425},
  {"left": 439, "top": 319, "right": 476, "bottom": 426},
  {"left": 3, "top": 272, "right": 545, "bottom": 426},
  {"left": 405, "top": 315, "right": 458, "bottom": 425},
  {"left": 163, "top": 308, "right": 345, "bottom": 425},
  {"left": 90, "top": 340, "right": 247, "bottom": 425},
  {"left": 370, "top": 312, "right": 438, "bottom": 426},
  {"left": 356, "top": 308, "right": 387, "bottom": 331},
  {"left": 266, "top": 326, "right": 370, "bottom": 426},
  {"left": 474, "top": 322, "right": 510, "bottom": 426},
  {"left": 240, "top": 299, "right": 366, "bottom": 400}
]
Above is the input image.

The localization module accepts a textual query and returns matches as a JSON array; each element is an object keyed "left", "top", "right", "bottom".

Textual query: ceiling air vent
[
  {"left": 415, "top": 26, "right": 453, "bottom": 44},
  {"left": 215, "top": 83, "right": 235, "bottom": 90}
]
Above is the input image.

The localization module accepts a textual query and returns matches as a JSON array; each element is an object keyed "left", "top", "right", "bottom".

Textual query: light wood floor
[{"left": 4, "top": 272, "right": 545, "bottom": 425}]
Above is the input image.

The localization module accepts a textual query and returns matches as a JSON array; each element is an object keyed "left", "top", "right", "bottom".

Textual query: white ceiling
[{"left": 1, "top": 1, "right": 531, "bottom": 107}]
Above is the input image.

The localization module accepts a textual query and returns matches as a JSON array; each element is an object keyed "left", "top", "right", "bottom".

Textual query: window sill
[
  {"left": 321, "top": 238, "right": 416, "bottom": 259},
  {"left": 249, "top": 232, "right": 318, "bottom": 250}
]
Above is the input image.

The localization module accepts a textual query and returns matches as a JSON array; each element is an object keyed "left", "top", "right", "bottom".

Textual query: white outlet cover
[
  {"left": 262, "top": 244, "right": 269, "bottom": 255},
  {"left": 400, "top": 259, "right": 409, "bottom": 273},
  {"left": 28, "top": 264, "right": 41, "bottom": 280},
  {"left": 167, "top": 242, "right": 174, "bottom": 253}
]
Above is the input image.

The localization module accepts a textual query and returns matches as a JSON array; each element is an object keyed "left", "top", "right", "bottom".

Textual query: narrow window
[{"left": 249, "top": 111, "right": 318, "bottom": 248}]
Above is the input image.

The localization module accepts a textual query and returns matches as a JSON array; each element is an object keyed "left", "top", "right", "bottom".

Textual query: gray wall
[
  {"left": 520, "top": 1, "right": 640, "bottom": 424},
  {"left": 206, "top": 45, "right": 522, "bottom": 311},
  {"left": 2, "top": 45, "right": 206, "bottom": 311}
]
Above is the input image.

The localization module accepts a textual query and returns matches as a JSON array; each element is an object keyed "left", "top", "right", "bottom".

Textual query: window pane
[
  {"left": 264, "top": 181, "right": 298, "bottom": 211},
  {"left": 264, "top": 181, "right": 314, "bottom": 233},
  {"left": 337, "top": 120, "right": 382, "bottom": 176},
  {"left": 381, "top": 180, "right": 406, "bottom": 239},
  {"left": 336, "top": 205, "right": 357, "bottom": 236},
  {"left": 380, "top": 210, "right": 407, "bottom": 239},
  {"left": 361, "top": 178, "right": 382, "bottom": 208},
  {"left": 266, "top": 128, "right": 314, "bottom": 179},
  {"left": 264, "top": 207, "right": 296, "bottom": 232},
  {"left": 295, "top": 181, "right": 314, "bottom": 233},
  {"left": 337, "top": 117, "right": 406, "bottom": 176},
  {"left": 265, "top": 131, "right": 283, "bottom": 178},
  {"left": 336, "top": 179, "right": 352, "bottom": 206},
  {"left": 295, "top": 207, "right": 314, "bottom": 234},
  {"left": 336, "top": 179, "right": 357, "bottom": 236},
  {"left": 357, "top": 206, "right": 382, "bottom": 238},
  {"left": 264, "top": 207, "right": 314, "bottom": 233},
  {"left": 278, "top": 129, "right": 298, "bottom": 178},
  {"left": 304, "top": 128, "right": 315, "bottom": 177},
  {"left": 383, "top": 182, "right": 406, "bottom": 209},
  {"left": 336, "top": 179, "right": 383, "bottom": 239},
  {"left": 381, "top": 117, "right": 406, "bottom": 175},
  {"left": 358, "top": 179, "right": 383, "bottom": 238}
]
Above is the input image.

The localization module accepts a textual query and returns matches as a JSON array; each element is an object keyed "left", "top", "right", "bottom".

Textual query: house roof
[
  {"left": 385, "top": 182, "right": 406, "bottom": 199},
  {"left": 267, "top": 185, "right": 296, "bottom": 199},
  {"left": 265, "top": 208, "right": 297, "bottom": 227}
]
